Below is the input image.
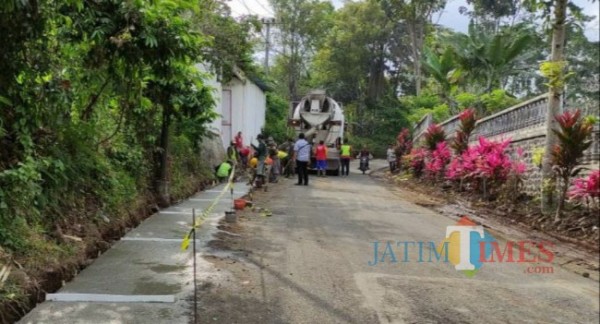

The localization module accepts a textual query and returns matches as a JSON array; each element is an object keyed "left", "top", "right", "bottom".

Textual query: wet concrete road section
[{"left": 19, "top": 183, "right": 247, "bottom": 324}]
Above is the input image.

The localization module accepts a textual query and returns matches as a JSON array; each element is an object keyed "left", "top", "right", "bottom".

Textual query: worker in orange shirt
[{"left": 315, "top": 140, "right": 328, "bottom": 177}]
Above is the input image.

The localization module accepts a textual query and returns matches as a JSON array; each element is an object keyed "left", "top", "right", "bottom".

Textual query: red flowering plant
[
  {"left": 551, "top": 110, "right": 595, "bottom": 218},
  {"left": 502, "top": 147, "right": 528, "bottom": 200},
  {"left": 445, "top": 136, "right": 524, "bottom": 198},
  {"left": 424, "top": 124, "right": 446, "bottom": 151},
  {"left": 568, "top": 170, "right": 600, "bottom": 210},
  {"left": 425, "top": 141, "right": 451, "bottom": 180},
  {"left": 395, "top": 128, "right": 413, "bottom": 170},
  {"left": 451, "top": 108, "right": 477, "bottom": 155},
  {"left": 445, "top": 108, "right": 478, "bottom": 189},
  {"left": 404, "top": 148, "right": 428, "bottom": 178},
  {"left": 475, "top": 137, "right": 513, "bottom": 182}
]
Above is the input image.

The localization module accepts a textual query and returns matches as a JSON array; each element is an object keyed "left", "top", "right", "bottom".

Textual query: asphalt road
[{"left": 199, "top": 160, "right": 600, "bottom": 324}]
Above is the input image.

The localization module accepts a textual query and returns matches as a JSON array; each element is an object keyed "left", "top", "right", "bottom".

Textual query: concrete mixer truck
[{"left": 288, "top": 90, "right": 345, "bottom": 175}]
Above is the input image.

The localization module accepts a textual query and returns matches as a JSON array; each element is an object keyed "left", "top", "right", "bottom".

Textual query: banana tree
[{"left": 422, "top": 46, "right": 462, "bottom": 111}]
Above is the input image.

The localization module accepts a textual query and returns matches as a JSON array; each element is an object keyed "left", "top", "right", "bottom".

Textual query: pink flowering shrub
[
  {"left": 568, "top": 170, "right": 600, "bottom": 208},
  {"left": 404, "top": 148, "right": 428, "bottom": 178},
  {"left": 425, "top": 142, "right": 451, "bottom": 179},
  {"left": 445, "top": 136, "right": 526, "bottom": 196}
]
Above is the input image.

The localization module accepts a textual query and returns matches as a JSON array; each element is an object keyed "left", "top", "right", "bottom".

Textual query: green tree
[
  {"left": 540, "top": 0, "right": 569, "bottom": 215},
  {"left": 269, "top": 0, "right": 334, "bottom": 100},
  {"left": 422, "top": 47, "right": 461, "bottom": 110},
  {"left": 443, "top": 23, "right": 536, "bottom": 93},
  {"left": 263, "top": 93, "right": 292, "bottom": 143},
  {"left": 312, "top": 0, "right": 391, "bottom": 105},
  {"left": 195, "top": 0, "right": 261, "bottom": 81},
  {"left": 0, "top": 0, "right": 247, "bottom": 252},
  {"left": 564, "top": 16, "right": 599, "bottom": 111},
  {"left": 379, "top": 0, "right": 447, "bottom": 95}
]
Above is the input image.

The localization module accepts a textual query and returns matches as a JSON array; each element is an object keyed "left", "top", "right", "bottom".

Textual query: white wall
[
  {"left": 195, "top": 64, "right": 222, "bottom": 136},
  {"left": 195, "top": 64, "right": 266, "bottom": 149},
  {"left": 242, "top": 81, "right": 266, "bottom": 146},
  {"left": 223, "top": 77, "right": 266, "bottom": 149}
]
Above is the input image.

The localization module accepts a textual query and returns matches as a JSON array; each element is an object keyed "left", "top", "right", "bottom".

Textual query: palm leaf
[{"left": 504, "top": 33, "right": 533, "bottom": 63}]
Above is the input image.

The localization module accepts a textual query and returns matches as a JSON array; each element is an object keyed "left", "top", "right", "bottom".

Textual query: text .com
[{"left": 368, "top": 216, "right": 555, "bottom": 276}]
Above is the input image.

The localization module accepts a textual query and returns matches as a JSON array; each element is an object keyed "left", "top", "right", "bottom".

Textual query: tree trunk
[
  {"left": 541, "top": 0, "right": 567, "bottom": 216},
  {"left": 555, "top": 174, "right": 569, "bottom": 221},
  {"left": 156, "top": 104, "right": 171, "bottom": 207},
  {"left": 408, "top": 22, "right": 421, "bottom": 95}
]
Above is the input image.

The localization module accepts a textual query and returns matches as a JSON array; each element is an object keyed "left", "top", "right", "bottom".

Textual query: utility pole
[{"left": 261, "top": 17, "right": 276, "bottom": 76}]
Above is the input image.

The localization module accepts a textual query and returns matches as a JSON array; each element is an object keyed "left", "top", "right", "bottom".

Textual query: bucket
[
  {"left": 225, "top": 211, "right": 237, "bottom": 223},
  {"left": 234, "top": 199, "right": 246, "bottom": 210}
]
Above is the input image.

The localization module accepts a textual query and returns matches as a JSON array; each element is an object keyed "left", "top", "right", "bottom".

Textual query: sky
[{"left": 228, "top": 0, "right": 600, "bottom": 41}]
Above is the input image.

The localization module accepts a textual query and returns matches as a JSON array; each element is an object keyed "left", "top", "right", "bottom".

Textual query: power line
[
  {"left": 238, "top": 0, "right": 262, "bottom": 16},
  {"left": 255, "top": 0, "right": 275, "bottom": 16}
]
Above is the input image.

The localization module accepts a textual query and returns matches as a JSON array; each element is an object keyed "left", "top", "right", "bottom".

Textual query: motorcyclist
[{"left": 358, "top": 146, "right": 371, "bottom": 170}]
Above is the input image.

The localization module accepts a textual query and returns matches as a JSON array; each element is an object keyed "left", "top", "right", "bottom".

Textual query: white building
[{"left": 198, "top": 64, "right": 267, "bottom": 149}]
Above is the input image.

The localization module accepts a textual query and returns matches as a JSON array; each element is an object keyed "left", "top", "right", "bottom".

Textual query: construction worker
[
  {"left": 293, "top": 133, "right": 311, "bottom": 186},
  {"left": 239, "top": 145, "right": 251, "bottom": 168},
  {"left": 268, "top": 146, "right": 280, "bottom": 183},
  {"left": 216, "top": 160, "right": 233, "bottom": 183},
  {"left": 315, "top": 140, "right": 328, "bottom": 177},
  {"left": 340, "top": 140, "right": 352, "bottom": 176},
  {"left": 234, "top": 131, "right": 244, "bottom": 151},
  {"left": 251, "top": 134, "right": 268, "bottom": 186},
  {"left": 277, "top": 149, "right": 288, "bottom": 176},
  {"left": 227, "top": 141, "right": 239, "bottom": 167},
  {"left": 247, "top": 153, "right": 258, "bottom": 186},
  {"left": 280, "top": 138, "right": 295, "bottom": 178}
]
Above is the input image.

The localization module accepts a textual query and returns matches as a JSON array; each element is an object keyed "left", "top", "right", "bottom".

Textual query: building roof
[{"left": 230, "top": 66, "right": 272, "bottom": 92}]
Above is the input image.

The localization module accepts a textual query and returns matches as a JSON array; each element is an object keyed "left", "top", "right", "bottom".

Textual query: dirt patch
[
  {"left": 196, "top": 189, "right": 285, "bottom": 324},
  {"left": 371, "top": 171, "right": 447, "bottom": 208},
  {"left": 217, "top": 221, "right": 245, "bottom": 235},
  {"left": 194, "top": 253, "right": 283, "bottom": 324}
]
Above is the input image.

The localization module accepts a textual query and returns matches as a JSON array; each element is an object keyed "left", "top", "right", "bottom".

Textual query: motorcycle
[{"left": 358, "top": 156, "right": 369, "bottom": 174}]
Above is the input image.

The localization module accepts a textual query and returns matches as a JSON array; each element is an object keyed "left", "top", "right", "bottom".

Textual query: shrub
[
  {"left": 455, "top": 92, "right": 479, "bottom": 109},
  {"left": 431, "top": 104, "right": 451, "bottom": 122},
  {"left": 425, "top": 142, "right": 451, "bottom": 180},
  {"left": 451, "top": 108, "right": 477, "bottom": 155},
  {"left": 424, "top": 124, "right": 446, "bottom": 151},
  {"left": 480, "top": 89, "right": 518, "bottom": 114},
  {"left": 263, "top": 93, "right": 293, "bottom": 144},
  {"left": 395, "top": 128, "right": 412, "bottom": 169},
  {"left": 404, "top": 93, "right": 449, "bottom": 124},
  {"left": 568, "top": 170, "right": 600, "bottom": 209},
  {"left": 532, "top": 147, "right": 544, "bottom": 168},
  {"left": 551, "top": 109, "right": 595, "bottom": 218},
  {"left": 502, "top": 147, "right": 527, "bottom": 200},
  {"left": 445, "top": 136, "right": 525, "bottom": 198},
  {"left": 404, "top": 148, "right": 427, "bottom": 178}
]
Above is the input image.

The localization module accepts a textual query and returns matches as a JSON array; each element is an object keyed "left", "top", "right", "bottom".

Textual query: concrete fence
[
  {"left": 412, "top": 94, "right": 600, "bottom": 195},
  {"left": 413, "top": 113, "right": 433, "bottom": 143}
]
